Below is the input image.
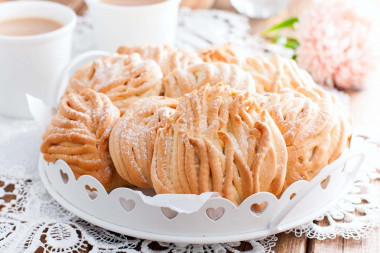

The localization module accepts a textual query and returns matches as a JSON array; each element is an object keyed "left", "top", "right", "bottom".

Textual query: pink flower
[{"left": 295, "top": 0, "right": 380, "bottom": 90}]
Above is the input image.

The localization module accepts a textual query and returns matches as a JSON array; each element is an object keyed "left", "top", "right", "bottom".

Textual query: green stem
[{"left": 262, "top": 17, "right": 299, "bottom": 36}]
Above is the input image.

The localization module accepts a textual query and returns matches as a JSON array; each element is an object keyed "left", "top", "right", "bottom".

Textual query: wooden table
[{"left": 2, "top": 0, "right": 379, "bottom": 252}]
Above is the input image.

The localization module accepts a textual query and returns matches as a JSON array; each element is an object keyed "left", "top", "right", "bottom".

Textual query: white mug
[
  {"left": 0, "top": 1, "right": 76, "bottom": 119},
  {"left": 85, "top": 0, "right": 181, "bottom": 52}
]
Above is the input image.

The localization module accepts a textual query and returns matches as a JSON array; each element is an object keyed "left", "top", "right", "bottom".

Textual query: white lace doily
[{"left": 1, "top": 9, "right": 380, "bottom": 253}]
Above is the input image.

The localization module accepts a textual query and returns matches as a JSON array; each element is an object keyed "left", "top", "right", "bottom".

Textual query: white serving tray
[
  {"left": 28, "top": 50, "right": 365, "bottom": 244},
  {"left": 38, "top": 146, "right": 364, "bottom": 244}
]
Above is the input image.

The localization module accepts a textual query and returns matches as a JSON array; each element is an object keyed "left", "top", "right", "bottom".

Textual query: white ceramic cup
[
  {"left": 0, "top": 1, "right": 76, "bottom": 119},
  {"left": 85, "top": 0, "right": 180, "bottom": 52}
]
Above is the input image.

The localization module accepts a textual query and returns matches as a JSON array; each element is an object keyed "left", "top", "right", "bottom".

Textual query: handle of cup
[{"left": 55, "top": 50, "right": 109, "bottom": 105}]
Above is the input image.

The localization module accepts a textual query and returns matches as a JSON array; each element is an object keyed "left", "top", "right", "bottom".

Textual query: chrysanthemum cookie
[
  {"left": 197, "top": 45, "right": 317, "bottom": 94},
  {"left": 163, "top": 62, "right": 256, "bottom": 98},
  {"left": 243, "top": 55, "right": 316, "bottom": 93},
  {"left": 66, "top": 53, "right": 163, "bottom": 115},
  {"left": 254, "top": 90, "right": 352, "bottom": 191},
  {"left": 41, "top": 89, "right": 127, "bottom": 191},
  {"left": 151, "top": 84, "right": 287, "bottom": 204},
  {"left": 198, "top": 43, "right": 243, "bottom": 66},
  {"left": 109, "top": 96, "right": 179, "bottom": 188},
  {"left": 117, "top": 45, "right": 203, "bottom": 76}
]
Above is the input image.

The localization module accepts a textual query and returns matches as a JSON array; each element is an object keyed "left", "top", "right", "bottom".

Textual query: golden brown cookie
[
  {"left": 254, "top": 89, "right": 352, "bottom": 191},
  {"left": 163, "top": 62, "right": 256, "bottom": 98},
  {"left": 151, "top": 84, "right": 287, "bottom": 204},
  {"left": 66, "top": 53, "right": 163, "bottom": 115},
  {"left": 109, "top": 96, "right": 179, "bottom": 188},
  {"left": 243, "top": 55, "right": 315, "bottom": 93},
  {"left": 41, "top": 89, "right": 127, "bottom": 191},
  {"left": 117, "top": 45, "right": 203, "bottom": 76},
  {"left": 198, "top": 43, "right": 243, "bottom": 65}
]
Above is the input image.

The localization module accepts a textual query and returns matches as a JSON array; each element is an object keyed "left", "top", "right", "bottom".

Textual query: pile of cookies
[{"left": 41, "top": 44, "right": 352, "bottom": 205}]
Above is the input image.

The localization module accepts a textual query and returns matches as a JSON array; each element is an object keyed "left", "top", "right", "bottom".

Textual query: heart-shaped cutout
[
  {"left": 251, "top": 201, "right": 268, "bottom": 215},
  {"left": 161, "top": 207, "right": 178, "bottom": 219},
  {"left": 206, "top": 207, "right": 225, "bottom": 221},
  {"left": 119, "top": 198, "right": 135, "bottom": 212},
  {"left": 60, "top": 170, "right": 68, "bottom": 184},
  {"left": 85, "top": 185, "right": 97, "bottom": 200},
  {"left": 320, "top": 175, "right": 330, "bottom": 190}
]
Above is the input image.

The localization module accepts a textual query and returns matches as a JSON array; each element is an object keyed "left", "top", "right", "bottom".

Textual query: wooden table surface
[{"left": 2, "top": 0, "right": 379, "bottom": 252}]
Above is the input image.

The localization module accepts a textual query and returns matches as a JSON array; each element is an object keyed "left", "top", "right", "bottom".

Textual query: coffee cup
[
  {"left": 85, "top": 0, "right": 180, "bottom": 52},
  {"left": 0, "top": 1, "right": 76, "bottom": 119}
]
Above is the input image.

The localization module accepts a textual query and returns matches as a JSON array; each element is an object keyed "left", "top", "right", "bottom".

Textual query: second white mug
[{"left": 85, "top": 0, "right": 181, "bottom": 52}]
